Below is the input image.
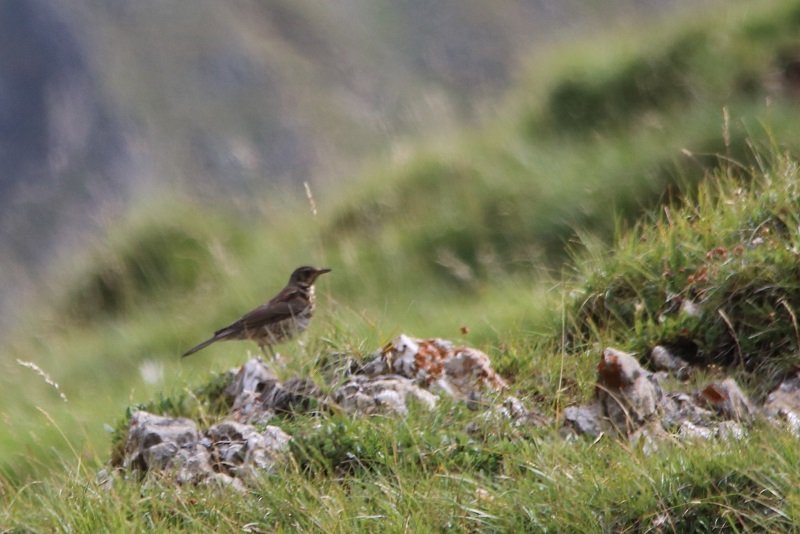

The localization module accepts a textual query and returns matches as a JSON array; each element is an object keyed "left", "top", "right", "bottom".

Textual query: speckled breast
[{"left": 257, "top": 310, "right": 312, "bottom": 346}]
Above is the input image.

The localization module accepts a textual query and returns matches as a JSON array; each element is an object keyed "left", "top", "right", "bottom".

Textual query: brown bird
[{"left": 182, "top": 265, "right": 331, "bottom": 357}]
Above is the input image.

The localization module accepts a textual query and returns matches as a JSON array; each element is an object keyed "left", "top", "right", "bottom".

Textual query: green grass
[
  {"left": 3, "top": 418, "right": 799, "bottom": 531},
  {"left": 4, "top": 0, "right": 800, "bottom": 529},
  {"left": 5, "top": 150, "right": 800, "bottom": 531},
  {"left": 567, "top": 150, "right": 800, "bottom": 383}
]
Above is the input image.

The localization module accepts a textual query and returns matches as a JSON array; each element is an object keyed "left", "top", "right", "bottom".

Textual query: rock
[
  {"left": 561, "top": 348, "right": 764, "bottom": 446},
  {"left": 260, "top": 377, "right": 322, "bottom": 415},
  {"left": 323, "top": 334, "right": 507, "bottom": 415},
  {"left": 661, "top": 392, "right": 715, "bottom": 429},
  {"left": 764, "top": 371, "right": 800, "bottom": 417},
  {"left": 227, "top": 358, "right": 279, "bottom": 423},
  {"left": 227, "top": 359, "right": 323, "bottom": 423},
  {"left": 95, "top": 468, "right": 114, "bottom": 491},
  {"left": 359, "top": 351, "right": 392, "bottom": 376},
  {"left": 763, "top": 371, "right": 800, "bottom": 436},
  {"left": 650, "top": 345, "right": 690, "bottom": 380},
  {"left": 630, "top": 421, "right": 670, "bottom": 454},
  {"left": 697, "top": 378, "right": 754, "bottom": 420},
  {"left": 497, "top": 396, "right": 550, "bottom": 428},
  {"left": 677, "top": 420, "right": 746, "bottom": 442},
  {"left": 470, "top": 395, "right": 550, "bottom": 436},
  {"left": 680, "top": 298, "right": 702, "bottom": 318},
  {"left": 121, "top": 411, "right": 217, "bottom": 484},
  {"left": 205, "top": 472, "right": 246, "bottom": 493},
  {"left": 596, "top": 347, "right": 663, "bottom": 433},
  {"left": 678, "top": 421, "right": 715, "bottom": 440},
  {"left": 563, "top": 403, "right": 608, "bottom": 438},
  {"left": 333, "top": 375, "right": 438, "bottom": 415},
  {"left": 563, "top": 347, "right": 665, "bottom": 439},
  {"left": 123, "top": 411, "right": 204, "bottom": 473},
  {"left": 171, "top": 444, "right": 216, "bottom": 484},
  {"left": 117, "top": 337, "right": 510, "bottom": 486},
  {"left": 561, "top": 345, "right": 781, "bottom": 446},
  {"left": 366, "top": 334, "right": 507, "bottom": 399},
  {"left": 121, "top": 410, "right": 292, "bottom": 486},
  {"left": 207, "top": 421, "right": 291, "bottom": 480},
  {"left": 774, "top": 409, "right": 800, "bottom": 437},
  {"left": 650, "top": 513, "right": 672, "bottom": 532},
  {"left": 500, "top": 396, "right": 528, "bottom": 420},
  {"left": 226, "top": 358, "right": 278, "bottom": 399},
  {"left": 717, "top": 420, "right": 746, "bottom": 441}
]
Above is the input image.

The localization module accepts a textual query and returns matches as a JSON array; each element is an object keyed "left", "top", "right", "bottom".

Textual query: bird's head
[{"left": 289, "top": 265, "right": 332, "bottom": 287}]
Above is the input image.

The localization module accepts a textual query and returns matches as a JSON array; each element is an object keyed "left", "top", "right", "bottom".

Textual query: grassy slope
[
  {"left": 3, "top": 0, "right": 800, "bottom": 529},
  {"left": 5, "top": 145, "right": 800, "bottom": 534}
]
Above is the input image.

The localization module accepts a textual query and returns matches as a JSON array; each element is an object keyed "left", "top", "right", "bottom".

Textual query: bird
[{"left": 182, "top": 265, "right": 331, "bottom": 357}]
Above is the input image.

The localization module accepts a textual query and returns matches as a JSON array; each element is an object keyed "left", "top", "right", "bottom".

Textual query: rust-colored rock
[
  {"left": 563, "top": 347, "right": 755, "bottom": 445},
  {"left": 373, "top": 334, "right": 507, "bottom": 398},
  {"left": 698, "top": 378, "right": 754, "bottom": 420},
  {"left": 596, "top": 347, "right": 663, "bottom": 433},
  {"left": 564, "top": 348, "right": 664, "bottom": 439}
]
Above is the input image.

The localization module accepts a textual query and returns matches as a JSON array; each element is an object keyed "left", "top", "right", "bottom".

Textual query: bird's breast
[{"left": 307, "top": 286, "right": 316, "bottom": 306}]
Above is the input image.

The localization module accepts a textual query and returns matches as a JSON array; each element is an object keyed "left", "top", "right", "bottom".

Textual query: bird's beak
[{"left": 312, "top": 267, "right": 331, "bottom": 282}]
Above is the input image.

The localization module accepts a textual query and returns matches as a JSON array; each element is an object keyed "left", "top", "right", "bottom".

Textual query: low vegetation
[
  {"left": 570, "top": 153, "right": 800, "bottom": 395},
  {"left": 5, "top": 153, "right": 800, "bottom": 531}
]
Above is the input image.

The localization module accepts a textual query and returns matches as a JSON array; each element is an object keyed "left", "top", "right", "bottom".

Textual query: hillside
[
  {"left": 0, "top": 0, "right": 681, "bottom": 333},
  {"left": 3, "top": 0, "right": 800, "bottom": 530}
]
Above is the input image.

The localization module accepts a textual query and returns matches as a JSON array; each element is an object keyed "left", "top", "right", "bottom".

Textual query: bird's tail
[{"left": 181, "top": 336, "right": 219, "bottom": 357}]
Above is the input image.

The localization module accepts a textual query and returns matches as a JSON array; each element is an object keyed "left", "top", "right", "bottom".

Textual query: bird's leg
[{"left": 259, "top": 344, "right": 280, "bottom": 362}]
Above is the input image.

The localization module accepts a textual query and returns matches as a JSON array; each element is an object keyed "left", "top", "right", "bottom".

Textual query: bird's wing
[{"left": 239, "top": 289, "right": 306, "bottom": 329}]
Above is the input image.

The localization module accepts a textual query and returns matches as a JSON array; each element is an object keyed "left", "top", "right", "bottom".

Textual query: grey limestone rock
[{"left": 333, "top": 375, "right": 438, "bottom": 416}]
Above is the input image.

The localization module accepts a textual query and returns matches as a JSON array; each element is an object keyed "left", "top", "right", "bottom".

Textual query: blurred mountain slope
[{"left": 0, "top": 0, "right": 697, "bottom": 331}]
